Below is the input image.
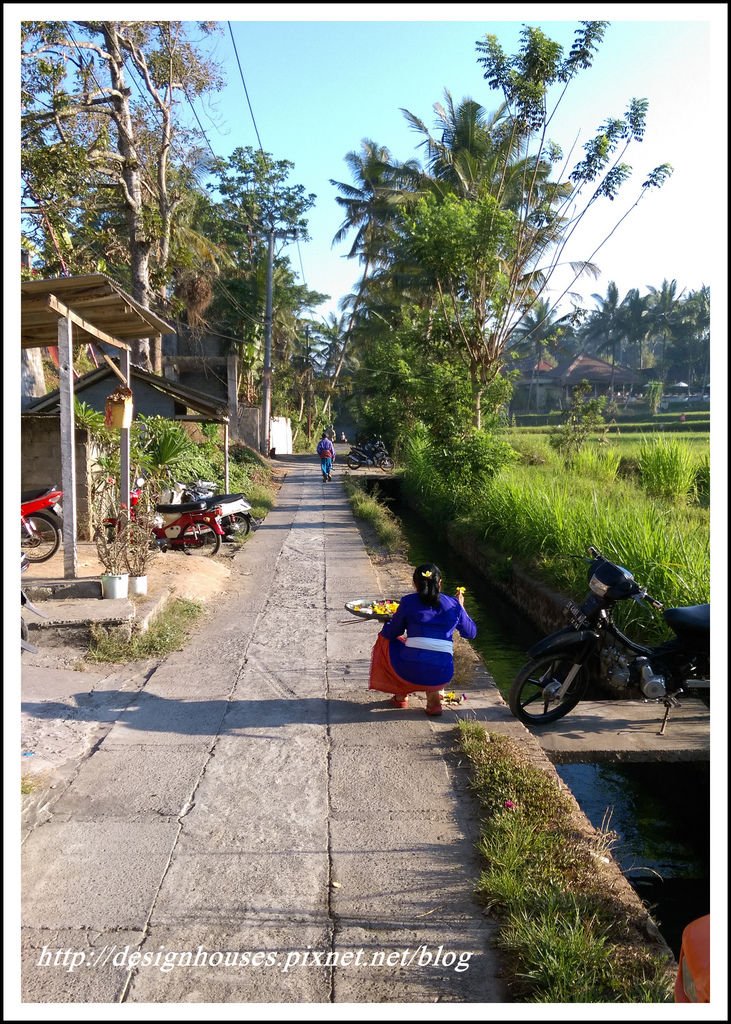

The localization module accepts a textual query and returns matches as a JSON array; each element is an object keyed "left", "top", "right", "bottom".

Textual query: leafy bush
[{"left": 548, "top": 382, "right": 607, "bottom": 463}]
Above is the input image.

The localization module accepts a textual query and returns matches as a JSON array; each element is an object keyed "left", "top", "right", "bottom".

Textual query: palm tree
[
  {"left": 581, "top": 282, "right": 624, "bottom": 393},
  {"left": 326, "top": 141, "right": 417, "bottom": 416},
  {"left": 645, "top": 279, "right": 684, "bottom": 382}
]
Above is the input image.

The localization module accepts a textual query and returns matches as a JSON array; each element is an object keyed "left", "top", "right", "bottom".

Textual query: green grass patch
[
  {"left": 638, "top": 436, "right": 700, "bottom": 502},
  {"left": 87, "top": 598, "right": 203, "bottom": 663},
  {"left": 342, "top": 477, "right": 404, "bottom": 553},
  {"left": 458, "top": 721, "right": 675, "bottom": 1003}
]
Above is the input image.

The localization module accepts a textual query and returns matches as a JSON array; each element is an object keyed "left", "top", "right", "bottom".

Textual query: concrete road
[{"left": 20, "top": 456, "right": 522, "bottom": 1006}]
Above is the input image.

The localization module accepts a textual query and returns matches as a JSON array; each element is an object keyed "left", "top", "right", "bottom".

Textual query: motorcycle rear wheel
[
  {"left": 21, "top": 512, "right": 61, "bottom": 563},
  {"left": 223, "top": 512, "right": 251, "bottom": 537},
  {"left": 509, "top": 652, "right": 591, "bottom": 725},
  {"left": 179, "top": 522, "right": 222, "bottom": 557},
  {"left": 346, "top": 455, "right": 361, "bottom": 470}
]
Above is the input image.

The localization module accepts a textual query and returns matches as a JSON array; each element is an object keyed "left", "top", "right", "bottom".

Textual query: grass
[
  {"left": 458, "top": 721, "right": 675, "bottom": 1003},
  {"left": 87, "top": 598, "right": 203, "bottom": 663},
  {"left": 637, "top": 436, "right": 699, "bottom": 501},
  {"left": 342, "top": 477, "right": 404, "bottom": 553}
]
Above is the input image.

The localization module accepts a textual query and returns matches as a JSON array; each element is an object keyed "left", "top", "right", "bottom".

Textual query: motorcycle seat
[
  {"left": 663, "top": 604, "right": 710, "bottom": 634},
  {"left": 155, "top": 501, "right": 209, "bottom": 514},
  {"left": 194, "top": 493, "right": 248, "bottom": 504},
  {"left": 22, "top": 486, "right": 58, "bottom": 502}
]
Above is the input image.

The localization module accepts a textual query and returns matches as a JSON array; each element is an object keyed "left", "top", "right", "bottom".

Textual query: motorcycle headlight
[{"left": 588, "top": 561, "right": 640, "bottom": 600}]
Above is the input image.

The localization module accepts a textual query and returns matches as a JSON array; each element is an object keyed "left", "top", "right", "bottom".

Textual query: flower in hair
[{"left": 422, "top": 570, "right": 432, "bottom": 578}]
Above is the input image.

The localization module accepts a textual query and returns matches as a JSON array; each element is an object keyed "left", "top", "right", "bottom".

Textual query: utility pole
[
  {"left": 304, "top": 324, "right": 312, "bottom": 442},
  {"left": 261, "top": 226, "right": 275, "bottom": 456}
]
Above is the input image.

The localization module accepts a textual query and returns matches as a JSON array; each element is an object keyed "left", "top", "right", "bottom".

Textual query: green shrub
[{"left": 638, "top": 437, "right": 698, "bottom": 502}]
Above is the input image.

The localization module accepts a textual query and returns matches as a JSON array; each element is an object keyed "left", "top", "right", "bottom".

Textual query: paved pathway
[{"left": 21, "top": 456, "right": 521, "bottom": 1005}]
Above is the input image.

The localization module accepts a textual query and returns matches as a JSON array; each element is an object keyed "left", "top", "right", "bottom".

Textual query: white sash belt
[{"left": 404, "top": 637, "right": 453, "bottom": 654}]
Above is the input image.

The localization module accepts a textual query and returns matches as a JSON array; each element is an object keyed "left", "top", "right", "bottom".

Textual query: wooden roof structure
[
  {"left": 21, "top": 274, "right": 172, "bottom": 351},
  {"left": 20, "top": 275, "right": 174, "bottom": 579}
]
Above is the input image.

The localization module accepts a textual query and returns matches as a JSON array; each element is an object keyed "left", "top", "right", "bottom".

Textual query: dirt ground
[{"left": 23, "top": 539, "right": 236, "bottom": 606}]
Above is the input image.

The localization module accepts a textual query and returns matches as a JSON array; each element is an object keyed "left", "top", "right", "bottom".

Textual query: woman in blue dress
[{"left": 368, "top": 563, "right": 477, "bottom": 716}]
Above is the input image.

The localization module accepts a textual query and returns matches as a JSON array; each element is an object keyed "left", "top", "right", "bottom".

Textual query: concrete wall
[
  {"left": 74, "top": 378, "right": 178, "bottom": 420},
  {"left": 21, "top": 415, "right": 94, "bottom": 539},
  {"left": 236, "top": 405, "right": 261, "bottom": 450}
]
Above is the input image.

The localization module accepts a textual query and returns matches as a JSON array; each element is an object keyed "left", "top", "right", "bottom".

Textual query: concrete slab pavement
[{"left": 18, "top": 455, "right": 662, "bottom": 1007}]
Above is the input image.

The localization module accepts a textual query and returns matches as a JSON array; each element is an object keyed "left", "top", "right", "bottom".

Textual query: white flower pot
[
  {"left": 101, "top": 573, "right": 129, "bottom": 599},
  {"left": 128, "top": 574, "right": 148, "bottom": 596}
]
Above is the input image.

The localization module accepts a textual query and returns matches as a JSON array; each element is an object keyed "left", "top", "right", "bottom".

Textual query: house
[
  {"left": 510, "top": 352, "right": 643, "bottom": 412},
  {"left": 23, "top": 363, "right": 230, "bottom": 538}
]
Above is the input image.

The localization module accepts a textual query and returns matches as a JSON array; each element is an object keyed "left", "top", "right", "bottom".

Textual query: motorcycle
[
  {"left": 508, "top": 546, "right": 710, "bottom": 733},
  {"left": 21, "top": 551, "right": 48, "bottom": 654},
  {"left": 346, "top": 437, "right": 395, "bottom": 472},
  {"left": 21, "top": 485, "right": 64, "bottom": 563},
  {"left": 164, "top": 480, "right": 258, "bottom": 539},
  {"left": 103, "top": 479, "right": 226, "bottom": 557}
]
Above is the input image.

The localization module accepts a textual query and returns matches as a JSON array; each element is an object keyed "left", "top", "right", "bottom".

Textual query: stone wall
[{"left": 21, "top": 415, "right": 94, "bottom": 539}]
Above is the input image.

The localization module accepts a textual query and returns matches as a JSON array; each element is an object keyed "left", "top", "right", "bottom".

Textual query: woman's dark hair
[{"left": 413, "top": 563, "right": 442, "bottom": 607}]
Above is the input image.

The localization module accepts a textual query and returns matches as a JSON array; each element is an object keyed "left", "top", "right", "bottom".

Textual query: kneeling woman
[{"left": 369, "top": 563, "right": 477, "bottom": 716}]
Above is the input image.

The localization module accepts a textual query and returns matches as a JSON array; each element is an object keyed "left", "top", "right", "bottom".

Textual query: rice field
[{"left": 402, "top": 429, "right": 711, "bottom": 635}]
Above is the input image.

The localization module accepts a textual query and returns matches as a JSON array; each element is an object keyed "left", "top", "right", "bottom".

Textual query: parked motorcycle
[
  {"left": 346, "top": 436, "right": 395, "bottom": 472},
  {"left": 508, "top": 546, "right": 710, "bottom": 733},
  {"left": 151, "top": 500, "right": 226, "bottom": 556},
  {"left": 21, "top": 485, "right": 63, "bottom": 563},
  {"left": 168, "top": 480, "right": 258, "bottom": 539},
  {"left": 103, "top": 479, "right": 226, "bottom": 557},
  {"left": 21, "top": 551, "right": 47, "bottom": 654}
]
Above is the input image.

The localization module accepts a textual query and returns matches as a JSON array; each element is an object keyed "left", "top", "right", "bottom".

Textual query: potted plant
[
  {"left": 91, "top": 483, "right": 130, "bottom": 599},
  {"left": 123, "top": 484, "right": 159, "bottom": 595}
]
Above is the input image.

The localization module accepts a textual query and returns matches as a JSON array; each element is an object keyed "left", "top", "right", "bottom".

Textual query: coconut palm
[
  {"left": 645, "top": 279, "right": 684, "bottom": 382},
  {"left": 581, "top": 281, "right": 625, "bottom": 392}
]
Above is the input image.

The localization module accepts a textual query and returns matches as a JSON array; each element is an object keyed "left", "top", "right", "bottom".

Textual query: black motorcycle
[
  {"left": 346, "top": 437, "right": 395, "bottom": 472},
  {"left": 508, "top": 546, "right": 710, "bottom": 732}
]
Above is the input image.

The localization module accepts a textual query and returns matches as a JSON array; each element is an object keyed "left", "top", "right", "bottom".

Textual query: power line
[{"left": 227, "top": 21, "right": 264, "bottom": 153}]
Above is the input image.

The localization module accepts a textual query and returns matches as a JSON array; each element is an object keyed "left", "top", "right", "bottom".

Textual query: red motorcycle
[
  {"left": 103, "top": 480, "right": 226, "bottom": 558},
  {"left": 21, "top": 486, "right": 64, "bottom": 563},
  {"left": 151, "top": 499, "right": 226, "bottom": 557}
]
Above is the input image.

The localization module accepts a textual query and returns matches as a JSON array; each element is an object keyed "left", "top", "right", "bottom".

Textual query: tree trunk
[
  {"left": 103, "top": 24, "right": 153, "bottom": 370},
  {"left": 21, "top": 348, "right": 47, "bottom": 407}
]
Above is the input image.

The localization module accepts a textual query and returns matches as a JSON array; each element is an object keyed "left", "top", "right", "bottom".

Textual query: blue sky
[
  {"left": 174, "top": 6, "right": 727, "bottom": 328},
  {"left": 6, "top": 5, "right": 727, "bottom": 330}
]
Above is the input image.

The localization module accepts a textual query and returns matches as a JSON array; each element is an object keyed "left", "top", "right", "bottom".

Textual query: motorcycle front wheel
[
  {"left": 377, "top": 456, "right": 395, "bottom": 471},
  {"left": 21, "top": 512, "right": 61, "bottom": 563},
  {"left": 179, "top": 523, "right": 222, "bottom": 557},
  {"left": 508, "top": 652, "right": 591, "bottom": 725}
]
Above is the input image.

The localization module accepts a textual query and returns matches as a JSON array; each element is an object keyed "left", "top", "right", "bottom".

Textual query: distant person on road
[
  {"left": 340, "top": 431, "right": 348, "bottom": 444},
  {"left": 368, "top": 563, "right": 477, "bottom": 716},
  {"left": 316, "top": 431, "right": 335, "bottom": 482}
]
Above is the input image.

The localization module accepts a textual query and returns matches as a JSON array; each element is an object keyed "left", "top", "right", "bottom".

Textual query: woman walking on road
[
  {"left": 316, "top": 431, "right": 335, "bottom": 481},
  {"left": 368, "top": 563, "right": 477, "bottom": 715}
]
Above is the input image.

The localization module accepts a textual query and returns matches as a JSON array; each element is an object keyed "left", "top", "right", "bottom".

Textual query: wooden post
[
  {"left": 58, "top": 314, "right": 78, "bottom": 578},
  {"left": 120, "top": 349, "right": 131, "bottom": 514}
]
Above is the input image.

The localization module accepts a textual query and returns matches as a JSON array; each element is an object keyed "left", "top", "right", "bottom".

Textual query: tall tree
[
  {"left": 21, "top": 20, "right": 223, "bottom": 368},
  {"left": 645, "top": 279, "right": 684, "bottom": 381}
]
